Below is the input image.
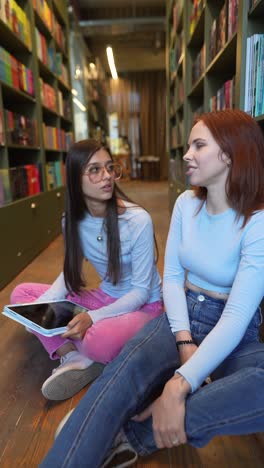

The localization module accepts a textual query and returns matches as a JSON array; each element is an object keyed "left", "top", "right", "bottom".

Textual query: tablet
[{"left": 2, "top": 300, "right": 89, "bottom": 336}]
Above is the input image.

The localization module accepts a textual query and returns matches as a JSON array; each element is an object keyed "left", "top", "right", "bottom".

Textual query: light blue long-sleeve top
[
  {"left": 38, "top": 201, "right": 161, "bottom": 322},
  {"left": 164, "top": 190, "right": 264, "bottom": 392}
]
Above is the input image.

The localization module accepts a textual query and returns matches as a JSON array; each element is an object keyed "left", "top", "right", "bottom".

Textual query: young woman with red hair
[{"left": 41, "top": 109, "right": 264, "bottom": 468}]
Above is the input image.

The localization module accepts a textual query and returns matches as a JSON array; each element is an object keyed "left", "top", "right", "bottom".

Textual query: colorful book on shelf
[
  {"left": 0, "top": 169, "right": 12, "bottom": 206},
  {"left": 0, "top": 111, "right": 4, "bottom": 145},
  {"left": 230, "top": 0, "right": 238, "bottom": 37},
  {"left": 45, "top": 162, "right": 57, "bottom": 190},
  {"left": 255, "top": 35, "right": 264, "bottom": 117},
  {"left": 9, "top": 166, "right": 28, "bottom": 200},
  {"left": 24, "top": 164, "right": 41, "bottom": 196},
  {"left": 217, "top": 1, "right": 228, "bottom": 53}
]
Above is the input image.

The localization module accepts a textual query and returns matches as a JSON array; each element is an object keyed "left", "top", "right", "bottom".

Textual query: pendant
[{"left": 97, "top": 235, "right": 103, "bottom": 242}]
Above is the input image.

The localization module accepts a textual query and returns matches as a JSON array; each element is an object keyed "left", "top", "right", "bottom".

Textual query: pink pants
[{"left": 11, "top": 283, "right": 163, "bottom": 363}]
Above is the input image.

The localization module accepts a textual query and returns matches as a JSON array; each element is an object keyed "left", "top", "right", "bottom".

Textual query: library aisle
[{"left": 0, "top": 180, "right": 264, "bottom": 467}]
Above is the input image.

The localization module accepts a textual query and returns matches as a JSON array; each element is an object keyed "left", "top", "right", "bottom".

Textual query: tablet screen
[{"left": 6, "top": 301, "right": 87, "bottom": 330}]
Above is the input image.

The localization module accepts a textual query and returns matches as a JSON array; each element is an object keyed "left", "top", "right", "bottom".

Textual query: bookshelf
[
  {"left": 0, "top": 0, "right": 74, "bottom": 289},
  {"left": 167, "top": 0, "right": 264, "bottom": 211}
]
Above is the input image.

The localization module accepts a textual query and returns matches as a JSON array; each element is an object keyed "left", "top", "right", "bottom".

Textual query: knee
[
  {"left": 81, "top": 328, "right": 121, "bottom": 363},
  {"left": 10, "top": 283, "right": 28, "bottom": 303}
]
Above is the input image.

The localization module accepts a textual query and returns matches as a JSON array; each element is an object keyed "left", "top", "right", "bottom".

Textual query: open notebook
[{"left": 2, "top": 300, "right": 89, "bottom": 336}]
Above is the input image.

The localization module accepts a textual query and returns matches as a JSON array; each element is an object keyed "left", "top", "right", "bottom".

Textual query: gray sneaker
[
  {"left": 55, "top": 412, "right": 138, "bottom": 467},
  {"left": 101, "top": 431, "right": 138, "bottom": 468},
  {"left": 41, "top": 351, "right": 104, "bottom": 400}
]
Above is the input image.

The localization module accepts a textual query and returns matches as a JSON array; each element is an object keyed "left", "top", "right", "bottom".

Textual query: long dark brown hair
[
  {"left": 193, "top": 109, "right": 264, "bottom": 226},
  {"left": 63, "top": 139, "right": 158, "bottom": 294}
]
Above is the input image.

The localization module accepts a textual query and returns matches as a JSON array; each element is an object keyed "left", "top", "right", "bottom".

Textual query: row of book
[
  {"left": 46, "top": 161, "right": 65, "bottom": 191},
  {"left": 5, "top": 110, "right": 39, "bottom": 146},
  {"left": 0, "top": 46, "right": 34, "bottom": 96},
  {"left": 0, "top": 159, "right": 67, "bottom": 205},
  {"left": 43, "top": 124, "right": 73, "bottom": 151},
  {"left": 39, "top": 79, "right": 72, "bottom": 119},
  {"left": 189, "top": 0, "right": 205, "bottom": 38},
  {"left": 244, "top": 34, "right": 264, "bottom": 118},
  {"left": 192, "top": 43, "right": 205, "bottom": 86},
  {"left": 209, "top": 77, "right": 236, "bottom": 112},
  {"left": 0, "top": 0, "right": 32, "bottom": 50},
  {"left": 39, "top": 78, "right": 56, "bottom": 112},
  {"left": 33, "top": 0, "right": 66, "bottom": 53},
  {"left": 209, "top": 0, "right": 238, "bottom": 62},
  {"left": 0, "top": 164, "right": 41, "bottom": 206},
  {"left": 35, "top": 28, "right": 69, "bottom": 87}
]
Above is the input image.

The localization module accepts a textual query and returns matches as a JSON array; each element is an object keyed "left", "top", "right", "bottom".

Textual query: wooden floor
[{"left": 0, "top": 180, "right": 263, "bottom": 467}]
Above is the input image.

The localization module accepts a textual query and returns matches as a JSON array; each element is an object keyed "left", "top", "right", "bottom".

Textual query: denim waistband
[{"left": 186, "top": 288, "right": 227, "bottom": 305}]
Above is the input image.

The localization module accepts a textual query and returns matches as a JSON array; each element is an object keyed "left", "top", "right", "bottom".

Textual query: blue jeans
[{"left": 41, "top": 291, "right": 264, "bottom": 468}]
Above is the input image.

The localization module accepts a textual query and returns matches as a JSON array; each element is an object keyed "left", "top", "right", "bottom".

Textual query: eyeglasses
[{"left": 83, "top": 161, "right": 122, "bottom": 184}]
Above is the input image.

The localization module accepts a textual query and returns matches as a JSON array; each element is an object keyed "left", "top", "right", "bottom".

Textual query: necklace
[{"left": 96, "top": 223, "right": 105, "bottom": 242}]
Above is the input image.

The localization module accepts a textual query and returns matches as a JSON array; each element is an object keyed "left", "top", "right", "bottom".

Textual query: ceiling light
[
  {"left": 73, "top": 97, "right": 86, "bottom": 112},
  {"left": 106, "top": 46, "right": 118, "bottom": 80}
]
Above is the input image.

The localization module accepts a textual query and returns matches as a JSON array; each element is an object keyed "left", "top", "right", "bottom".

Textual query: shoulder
[
  {"left": 120, "top": 201, "right": 152, "bottom": 225},
  {"left": 242, "top": 209, "right": 264, "bottom": 241},
  {"left": 172, "top": 190, "right": 201, "bottom": 215}
]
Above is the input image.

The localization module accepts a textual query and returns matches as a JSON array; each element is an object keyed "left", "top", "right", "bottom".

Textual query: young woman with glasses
[{"left": 10, "top": 139, "right": 162, "bottom": 401}]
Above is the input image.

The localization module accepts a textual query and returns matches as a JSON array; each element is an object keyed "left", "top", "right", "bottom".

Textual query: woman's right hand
[{"left": 62, "top": 312, "right": 93, "bottom": 340}]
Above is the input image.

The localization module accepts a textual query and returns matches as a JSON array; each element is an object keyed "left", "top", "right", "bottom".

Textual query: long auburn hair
[
  {"left": 193, "top": 109, "right": 264, "bottom": 225},
  {"left": 63, "top": 139, "right": 158, "bottom": 294}
]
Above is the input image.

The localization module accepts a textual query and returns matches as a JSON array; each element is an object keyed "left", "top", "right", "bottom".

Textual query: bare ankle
[{"left": 57, "top": 343, "right": 77, "bottom": 357}]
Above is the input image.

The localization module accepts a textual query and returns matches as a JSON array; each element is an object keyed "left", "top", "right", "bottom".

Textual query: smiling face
[
  {"left": 81, "top": 148, "right": 115, "bottom": 207},
  {"left": 183, "top": 121, "right": 231, "bottom": 190}
]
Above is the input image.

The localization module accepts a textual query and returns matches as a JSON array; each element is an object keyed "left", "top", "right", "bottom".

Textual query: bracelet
[{"left": 176, "top": 340, "right": 196, "bottom": 351}]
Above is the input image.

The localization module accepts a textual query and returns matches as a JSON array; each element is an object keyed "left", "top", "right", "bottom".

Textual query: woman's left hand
[
  {"left": 133, "top": 374, "right": 190, "bottom": 448},
  {"left": 62, "top": 312, "right": 93, "bottom": 340}
]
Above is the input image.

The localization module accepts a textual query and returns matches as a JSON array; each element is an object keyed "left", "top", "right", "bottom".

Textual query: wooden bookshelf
[
  {"left": 167, "top": 0, "right": 264, "bottom": 210},
  {"left": 0, "top": 0, "right": 74, "bottom": 289}
]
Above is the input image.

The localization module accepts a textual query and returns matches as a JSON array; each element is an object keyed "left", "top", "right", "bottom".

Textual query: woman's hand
[
  {"left": 134, "top": 374, "right": 191, "bottom": 448},
  {"left": 62, "top": 312, "right": 93, "bottom": 340}
]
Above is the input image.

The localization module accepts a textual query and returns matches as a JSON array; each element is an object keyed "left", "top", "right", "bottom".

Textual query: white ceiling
[{"left": 74, "top": 0, "right": 166, "bottom": 73}]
